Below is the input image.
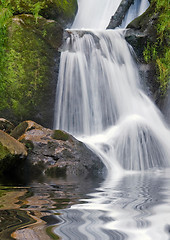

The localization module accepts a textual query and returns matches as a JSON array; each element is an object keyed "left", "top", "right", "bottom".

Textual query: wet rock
[
  {"left": 107, "top": 0, "right": 134, "bottom": 29},
  {"left": 12, "top": 121, "right": 104, "bottom": 178},
  {"left": 125, "top": 3, "right": 158, "bottom": 62},
  {"left": 0, "top": 130, "right": 27, "bottom": 176},
  {"left": 124, "top": 3, "right": 163, "bottom": 103}
]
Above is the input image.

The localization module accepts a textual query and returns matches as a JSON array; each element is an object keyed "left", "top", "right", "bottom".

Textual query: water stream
[{"left": 53, "top": 0, "right": 170, "bottom": 239}]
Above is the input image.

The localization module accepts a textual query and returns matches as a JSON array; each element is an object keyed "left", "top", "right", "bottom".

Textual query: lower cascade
[{"left": 54, "top": 28, "right": 170, "bottom": 172}]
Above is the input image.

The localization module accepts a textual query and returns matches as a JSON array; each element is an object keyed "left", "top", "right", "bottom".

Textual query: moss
[
  {"left": 0, "top": 0, "right": 77, "bottom": 127},
  {"left": 0, "top": 0, "right": 77, "bottom": 24},
  {"left": 0, "top": 130, "right": 27, "bottom": 156},
  {"left": 10, "top": 121, "right": 28, "bottom": 139},
  {"left": 0, "top": 14, "right": 62, "bottom": 125},
  {"left": 143, "top": 0, "right": 170, "bottom": 95},
  {"left": 52, "top": 130, "right": 70, "bottom": 141},
  {"left": 0, "top": 143, "right": 11, "bottom": 160}
]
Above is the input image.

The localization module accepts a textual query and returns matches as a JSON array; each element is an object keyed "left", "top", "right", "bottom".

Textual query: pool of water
[{"left": 54, "top": 169, "right": 170, "bottom": 240}]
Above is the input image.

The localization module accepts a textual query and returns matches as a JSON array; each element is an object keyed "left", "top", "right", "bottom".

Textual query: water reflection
[{"left": 55, "top": 169, "right": 170, "bottom": 240}]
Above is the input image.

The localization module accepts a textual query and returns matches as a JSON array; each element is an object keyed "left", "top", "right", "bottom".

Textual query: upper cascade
[
  {"left": 71, "top": 0, "right": 149, "bottom": 30},
  {"left": 71, "top": 0, "right": 122, "bottom": 30}
]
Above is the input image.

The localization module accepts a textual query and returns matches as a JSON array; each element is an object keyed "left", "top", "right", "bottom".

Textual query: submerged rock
[{"left": 11, "top": 121, "right": 104, "bottom": 178}]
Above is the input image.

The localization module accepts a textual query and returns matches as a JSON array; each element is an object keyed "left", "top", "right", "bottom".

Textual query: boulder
[
  {"left": 1, "top": 14, "right": 62, "bottom": 128},
  {"left": 0, "top": 0, "right": 78, "bottom": 128},
  {"left": 11, "top": 121, "right": 105, "bottom": 178},
  {"left": 0, "top": 130, "right": 27, "bottom": 176}
]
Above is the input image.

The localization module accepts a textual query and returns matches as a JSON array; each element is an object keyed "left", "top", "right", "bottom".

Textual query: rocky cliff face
[
  {"left": 0, "top": 0, "right": 77, "bottom": 128},
  {"left": 125, "top": 1, "right": 169, "bottom": 107}
]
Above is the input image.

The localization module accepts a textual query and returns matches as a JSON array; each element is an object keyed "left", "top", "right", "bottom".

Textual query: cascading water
[
  {"left": 54, "top": 0, "right": 170, "bottom": 172},
  {"left": 53, "top": 1, "right": 170, "bottom": 239}
]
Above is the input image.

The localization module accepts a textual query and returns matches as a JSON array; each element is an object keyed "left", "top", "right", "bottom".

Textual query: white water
[
  {"left": 120, "top": 0, "right": 150, "bottom": 28},
  {"left": 53, "top": 0, "right": 170, "bottom": 239},
  {"left": 54, "top": 0, "right": 170, "bottom": 172},
  {"left": 72, "top": 0, "right": 122, "bottom": 29}
]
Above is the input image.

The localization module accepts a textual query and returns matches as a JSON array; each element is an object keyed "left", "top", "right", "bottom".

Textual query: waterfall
[{"left": 54, "top": 0, "right": 170, "bottom": 172}]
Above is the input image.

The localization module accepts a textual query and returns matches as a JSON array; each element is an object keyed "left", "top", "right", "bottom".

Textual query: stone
[
  {"left": 107, "top": 0, "right": 134, "bottom": 29},
  {"left": 12, "top": 121, "right": 105, "bottom": 178},
  {"left": 0, "top": 130, "right": 27, "bottom": 176}
]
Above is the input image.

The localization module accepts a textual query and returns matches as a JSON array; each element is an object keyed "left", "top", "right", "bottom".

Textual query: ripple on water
[{"left": 54, "top": 169, "right": 170, "bottom": 240}]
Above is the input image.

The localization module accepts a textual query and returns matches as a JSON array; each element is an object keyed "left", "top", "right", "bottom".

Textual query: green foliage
[
  {"left": 5, "top": 22, "right": 49, "bottom": 118},
  {"left": 0, "top": 0, "right": 76, "bottom": 123},
  {"left": 0, "top": 0, "right": 77, "bottom": 22},
  {"left": 144, "top": 0, "right": 170, "bottom": 95},
  {"left": 0, "top": 7, "right": 13, "bottom": 109},
  {"left": 0, "top": 15, "right": 55, "bottom": 120}
]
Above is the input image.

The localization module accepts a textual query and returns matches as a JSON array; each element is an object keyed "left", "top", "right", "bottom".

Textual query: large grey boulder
[{"left": 11, "top": 121, "right": 105, "bottom": 178}]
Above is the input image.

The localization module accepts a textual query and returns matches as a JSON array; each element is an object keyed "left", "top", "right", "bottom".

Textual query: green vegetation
[
  {"left": 0, "top": 0, "right": 77, "bottom": 22},
  {"left": 0, "top": 143, "right": 10, "bottom": 160},
  {"left": 52, "top": 130, "right": 70, "bottom": 141},
  {"left": 0, "top": 0, "right": 77, "bottom": 125},
  {"left": 143, "top": 0, "right": 170, "bottom": 95}
]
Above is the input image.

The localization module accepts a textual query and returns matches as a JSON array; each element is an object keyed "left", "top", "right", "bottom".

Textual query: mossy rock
[
  {"left": 10, "top": 121, "right": 28, "bottom": 139},
  {"left": 0, "top": 130, "right": 27, "bottom": 176},
  {"left": 0, "top": 14, "right": 63, "bottom": 127},
  {"left": 0, "top": 142, "right": 11, "bottom": 160},
  {"left": 127, "top": 2, "right": 158, "bottom": 41},
  {"left": 52, "top": 130, "right": 70, "bottom": 141},
  {"left": 0, "top": 0, "right": 77, "bottom": 25},
  {"left": 11, "top": 120, "right": 44, "bottom": 140},
  {"left": 0, "top": 130, "right": 27, "bottom": 158}
]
